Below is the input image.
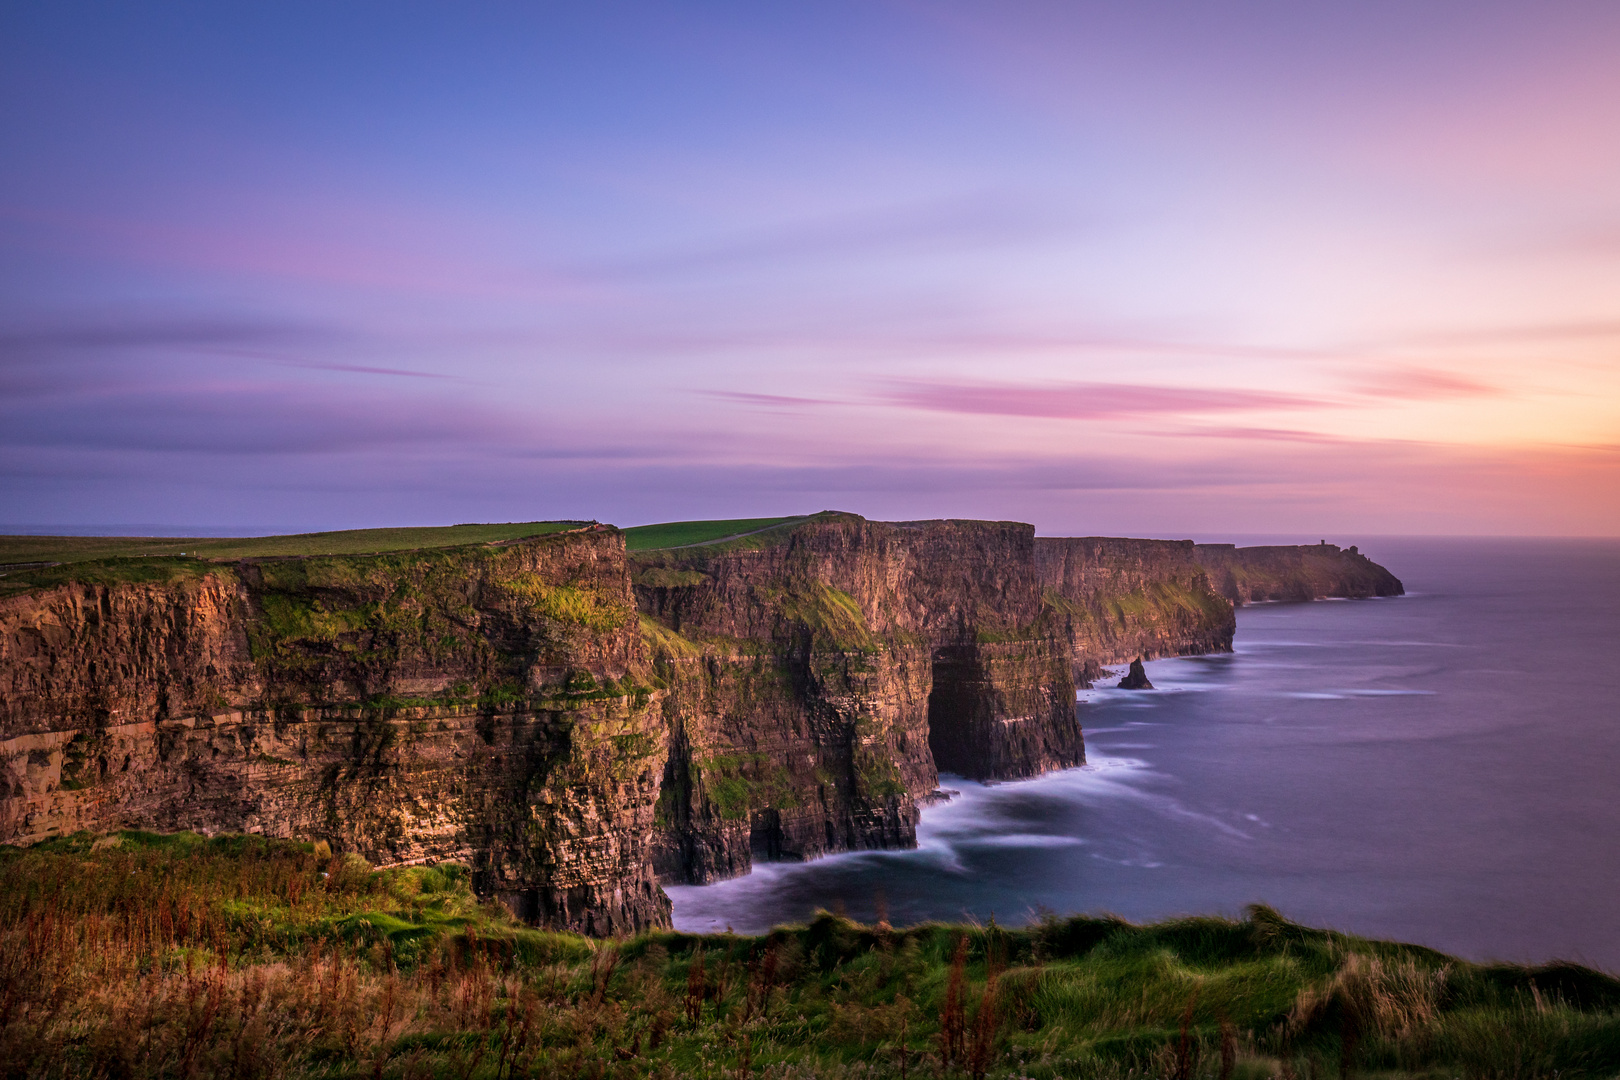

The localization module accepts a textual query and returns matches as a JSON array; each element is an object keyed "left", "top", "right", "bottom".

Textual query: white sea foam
[
  {"left": 1284, "top": 688, "right": 1436, "bottom": 700},
  {"left": 1089, "top": 853, "right": 1165, "bottom": 868},
  {"left": 960, "top": 833, "right": 1085, "bottom": 849}
]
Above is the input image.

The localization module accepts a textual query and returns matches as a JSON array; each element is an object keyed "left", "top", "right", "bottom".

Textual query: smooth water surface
[{"left": 669, "top": 538, "right": 1620, "bottom": 970}]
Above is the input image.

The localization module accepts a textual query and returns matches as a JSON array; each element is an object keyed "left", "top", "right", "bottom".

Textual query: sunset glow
[{"left": 3, "top": 2, "right": 1617, "bottom": 535}]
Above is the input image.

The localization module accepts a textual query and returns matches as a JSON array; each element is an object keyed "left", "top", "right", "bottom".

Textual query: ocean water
[{"left": 668, "top": 538, "right": 1620, "bottom": 971}]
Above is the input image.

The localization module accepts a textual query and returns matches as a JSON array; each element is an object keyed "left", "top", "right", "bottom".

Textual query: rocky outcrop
[
  {"left": 632, "top": 514, "right": 1086, "bottom": 885},
  {"left": 1035, "top": 537, "right": 1235, "bottom": 684},
  {"left": 1117, "top": 659, "right": 1153, "bottom": 690},
  {"left": 0, "top": 529, "right": 670, "bottom": 935},
  {"left": 1194, "top": 543, "right": 1405, "bottom": 604}
]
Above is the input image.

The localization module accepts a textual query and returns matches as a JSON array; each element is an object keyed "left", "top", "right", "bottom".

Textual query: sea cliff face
[
  {"left": 0, "top": 529, "right": 670, "bottom": 935},
  {"left": 1194, "top": 542, "right": 1405, "bottom": 604},
  {"left": 0, "top": 516, "right": 1400, "bottom": 933},
  {"left": 632, "top": 515, "right": 1086, "bottom": 885},
  {"left": 1035, "top": 537, "right": 1236, "bottom": 684}
]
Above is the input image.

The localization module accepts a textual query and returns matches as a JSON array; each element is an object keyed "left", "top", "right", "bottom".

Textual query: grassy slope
[
  {"left": 622, "top": 516, "right": 813, "bottom": 552},
  {"left": 3, "top": 832, "right": 1616, "bottom": 1080},
  {"left": 0, "top": 521, "right": 593, "bottom": 567}
]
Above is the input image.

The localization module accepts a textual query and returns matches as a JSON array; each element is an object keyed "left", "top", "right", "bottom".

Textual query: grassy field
[
  {"left": 0, "top": 522, "right": 593, "bottom": 575},
  {"left": 2, "top": 832, "right": 1615, "bottom": 1079},
  {"left": 622, "top": 516, "right": 812, "bottom": 552}
]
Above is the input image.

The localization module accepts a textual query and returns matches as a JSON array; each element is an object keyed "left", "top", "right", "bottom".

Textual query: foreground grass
[
  {"left": 0, "top": 522, "right": 593, "bottom": 571},
  {"left": 2, "top": 833, "right": 1616, "bottom": 1079}
]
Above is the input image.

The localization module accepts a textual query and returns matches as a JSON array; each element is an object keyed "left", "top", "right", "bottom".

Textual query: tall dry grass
[{"left": 2, "top": 835, "right": 1618, "bottom": 1079}]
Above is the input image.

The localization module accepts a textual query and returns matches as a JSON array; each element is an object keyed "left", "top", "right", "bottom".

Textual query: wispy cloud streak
[
  {"left": 1349, "top": 367, "right": 1500, "bottom": 401},
  {"left": 875, "top": 380, "right": 1330, "bottom": 421}
]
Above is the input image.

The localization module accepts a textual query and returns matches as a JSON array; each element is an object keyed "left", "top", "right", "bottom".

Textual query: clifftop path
[{"left": 0, "top": 515, "right": 1400, "bottom": 933}]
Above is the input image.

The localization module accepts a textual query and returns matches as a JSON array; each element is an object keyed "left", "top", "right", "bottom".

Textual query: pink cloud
[
  {"left": 875, "top": 379, "right": 1330, "bottom": 421},
  {"left": 700, "top": 390, "right": 838, "bottom": 408},
  {"left": 1350, "top": 367, "right": 1500, "bottom": 401},
  {"left": 274, "top": 360, "right": 464, "bottom": 380},
  {"left": 1156, "top": 426, "right": 1362, "bottom": 445}
]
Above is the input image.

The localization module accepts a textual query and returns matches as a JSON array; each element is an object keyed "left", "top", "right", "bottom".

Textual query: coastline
[{"left": 664, "top": 547, "right": 1620, "bottom": 971}]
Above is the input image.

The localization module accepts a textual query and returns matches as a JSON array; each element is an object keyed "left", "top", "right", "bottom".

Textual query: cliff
[
  {"left": 1035, "top": 537, "right": 1235, "bottom": 684},
  {"left": 0, "top": 528, "right": 670, "bottom": 935},
  {"left": 1194, "top": 542, "right": 1405, "bottom": 604},
  {"left": 631, "top": 514, "right": 1086, "bottom": 885},
  {"left": 0, "top": 515, "right": 1295, "bottom": 932}
]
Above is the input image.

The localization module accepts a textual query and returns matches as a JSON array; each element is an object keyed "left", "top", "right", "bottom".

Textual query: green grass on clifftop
[
  {"left": 3, "top": 831, "right": 1617, "bottom": 1080},
  {"left": 0, "top": 522, "right": 597, "bottom": 597},
  {"left": 622, "top": 516, "right": 811, "bottom": 551},
  {"left": 0, "top": 521, "right": 593, "bottom": 569}
]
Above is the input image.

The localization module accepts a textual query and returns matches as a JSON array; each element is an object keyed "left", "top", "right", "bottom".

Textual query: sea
[{"left": 668, "top": 537, "right": 1620, "bottom": 972}]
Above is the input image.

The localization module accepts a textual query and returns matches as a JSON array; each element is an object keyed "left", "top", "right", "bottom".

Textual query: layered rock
[
  {"left": 632, "top": 514, "right": 1091, "bottom": 885},
  {"left": 1035, "top": 537, "right": 1236, "bottom": 684},
  {"left": 0, "top": 515, "right": 1404, "bottom": 931},
  {"left": 1195, "top": 542, "right": 1405, "bottom": 604},
  {"left": 0, "top": 529, "right": 670, "bottom": 935}
]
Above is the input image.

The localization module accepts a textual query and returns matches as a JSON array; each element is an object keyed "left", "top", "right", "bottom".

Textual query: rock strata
[
  {"left": 0, "top": 514, "right": 1403, "bottom": 933},
  {"left": 1035, "top": 537, "right": 1235, "bottom": 684},
  {"left": 0, "top": 528, "right": 670, "bottom": 935},
  {"left": 632, "top": 514, "right": 1091, "bottom": 886}
]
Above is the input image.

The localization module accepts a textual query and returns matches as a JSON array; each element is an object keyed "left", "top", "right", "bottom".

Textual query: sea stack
[{"left": 1118, "top": 657, "right": 1154, "bottom": 690}]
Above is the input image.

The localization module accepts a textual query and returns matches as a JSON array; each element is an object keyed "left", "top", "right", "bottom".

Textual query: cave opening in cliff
[
  {"left": 926, "top": 645, "right": 993, "bottom": 779},
  {"left": 749, "top": 807, "right": 786, "bottom": 861}
]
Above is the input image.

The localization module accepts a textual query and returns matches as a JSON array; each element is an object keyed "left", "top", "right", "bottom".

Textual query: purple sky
[{"left": 3, "top": 2, "right": 1618, "bottom": 536}]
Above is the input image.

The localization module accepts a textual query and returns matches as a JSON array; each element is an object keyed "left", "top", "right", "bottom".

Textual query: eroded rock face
[
  {"left": 633, "top": 515, "right": 1094, "bottom": 885},
  {"left": 1035, "top": 537, "right": 1236, "bottom": 685},
  {"left": 1194, "top": 543, "right": 1405, "bottom": 604},
  {"left": 0, "top": 573, "right": 255, "bottom": 740},
  {"left": 0, "top": 529, "right": 670, "bottom": 935},
  {"left": 0, "top": 516, "right": 1370, "bottom": 931}
]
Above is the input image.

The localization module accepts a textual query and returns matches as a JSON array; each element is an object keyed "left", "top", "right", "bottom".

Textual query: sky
[{"left": 3, "top": 2, "right": 1618, "bottom": 538}]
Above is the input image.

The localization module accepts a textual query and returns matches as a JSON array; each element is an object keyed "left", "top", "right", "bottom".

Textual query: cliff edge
[{"left": 1194, "top": 542, "right": 1405, "bottom": 604}]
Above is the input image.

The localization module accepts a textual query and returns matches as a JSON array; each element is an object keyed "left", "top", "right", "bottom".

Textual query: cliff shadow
[
  {"left": 926, "top": 641, "right": 1085, "bottom": 781},
  {"left": 926, "top": 645, "right": 995, "bottom": 779}
]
